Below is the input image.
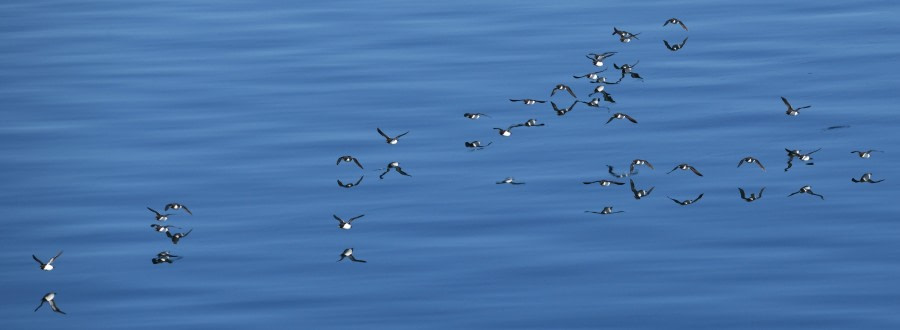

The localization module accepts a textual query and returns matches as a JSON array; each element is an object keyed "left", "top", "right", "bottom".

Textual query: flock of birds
[
  {"left": 27, "top": 17, "right": 887, "bottom": 315},
  {"left": 31, "top": 203, "right": 194, "bottom": 315}
]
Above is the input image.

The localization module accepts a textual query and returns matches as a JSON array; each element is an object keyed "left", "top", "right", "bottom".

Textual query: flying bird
[
  {"left": 669, "top": 194, "right": 704, "bottom": 205},
  {"left": 551, "top": 84, "right": 577, "bottom": 98},
  {"left": 376, "top": 128, "right": 409, "bottom": 144},
  {"left": 667, "top": 163, "right": 703, "bottom": 176},
  {"left": 781, "top": 97, "right": 811, "bottom": 116},
  {"left": 663, "top": 18, "right": 689, "bottom": 30},
  {"left": 333, "top": 214, "right": 365, "bottom": 230},
  {"left": 336, "top": 155, "right": 364, "bottom": 169},
  {"left": 32, "top": 251, "right": 63, "bottom": 271},
  {"left": 34, "top": 293, "right": 65, "bottom": 315},
  {"left": 738, "top": 157, "right": 766, "bottom": 171},
  {"left": 337, "top": 176, "right": 364, "bottom": 188},
  {"left": 165, "top": 203, "right": 192, "bottom": 215}
]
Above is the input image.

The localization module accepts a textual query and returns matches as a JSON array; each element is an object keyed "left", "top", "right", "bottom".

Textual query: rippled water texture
[{"left": 2, "top": 0, "right": 900, "bottom": 329}]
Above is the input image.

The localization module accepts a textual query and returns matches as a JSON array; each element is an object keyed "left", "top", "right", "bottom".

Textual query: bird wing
[
  {"left": 349, "top": 255, "right": 367, "bottom": 263},
  {"left": 376, "top": 128, "right": 389, "bottom": 139},
  {"left": 689, "top": 166, "right": 703, "bottom": 176},
  {"left": 605, "top": 116, "right": 615, "bottom": 124},
  {"left": 181, "top": 205, "right": 192, "bottom": 215},
  {"left": 333, "top": 214, "right": 343, "bottom": 223},
  {"left": 348, "top": 214, "right": 365, "bottom": 223},
  {"left": 623, "top": 114, "right": 638, "bottom": 123},
  {"left": 336, "top": 157, "right": 343, "bottom": 165},
  {"left": 738, "top": 188, "right": 747, "bottom": 199},
  {"left": 395, "top": 167, "right": 411, "bottom": 176},
  {"left": 755, "top": 160, "right": 766, "bottom": 171},
  {"left": 781, "top": 97, "right": 792, "bottom": 109},
  {"left": 33, "top": 255, "right": 44, "bottom": 265},
  {"left": 147, "top": 207, "right": 161, "bottom": 216},
  {"left": 396, "top": 131, "right": 410, "bottom": 139},
  {"left": 693, "top": 194, "right": 704, "bottom": 202},
  {"left": 337, "top": 179, "right": 345, "bottom": 186},
  {"left": 679, "top": 21, "right": 688, "bottom": 31},
  {"left": 611, "top": 181, "right": 624, "bottom": 185},
  {"left": 355, "top": 176, "right": 364, "bottom": 185},
  {"left": 663, "top": 40, "right": 674, "bottom": 50},
  {"left": 34, "top": 299, "right": 45, "bottom": 312},
  {"left": 352, "top": 158, "right": 364, "bottom": 169},
  {"left": 49, "top": 300, "right": 65, "bottom": 314},
  {"left": 564, "top": 86, "right": 577, "bottom": 98},
  {"left": 49, "top": 251, "right": 62, "bottom": 264}
]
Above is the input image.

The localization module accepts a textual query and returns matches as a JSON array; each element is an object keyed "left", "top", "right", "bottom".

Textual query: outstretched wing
[{"left": 376, "top": 128, "right": 389, "bottom": 139}]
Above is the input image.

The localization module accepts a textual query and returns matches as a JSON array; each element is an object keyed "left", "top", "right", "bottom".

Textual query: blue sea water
[{"left": 2, "top": 0, "right": 900, "bottom": 329}]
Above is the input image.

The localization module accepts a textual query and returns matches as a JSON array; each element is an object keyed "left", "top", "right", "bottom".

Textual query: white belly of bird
[
  {"left": 502, "top": 131, "right": 510, "bottom": 136},
  {"left": 43, "top": 265, "right": 53, "bottom": 271},
  {"left": 389, "top": 140, "right": 398, "bottom": 144},
  {"left": 341, "top": 224, "right": 351, "bottom": 229}
]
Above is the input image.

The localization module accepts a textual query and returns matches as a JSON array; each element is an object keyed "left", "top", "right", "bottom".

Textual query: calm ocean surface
[{"left": 2, "top": 0, "right": 900, "bottom": 329}]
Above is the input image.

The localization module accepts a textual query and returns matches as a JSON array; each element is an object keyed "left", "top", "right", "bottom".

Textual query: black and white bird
[
  {"left": 166, "top": 229, "right": 193, "bottom": 244},
  {"left": 579, "top": 98, "right": 611, "bottom": 110},
  {"left": 612, "top": 27, "right": 640, "bottom": 42},
  {"left": 586, "top": 52, "right": 617, "bottom": 67},
  {"left": 333, "top": 214, "right": 365, "bottom": 230},
  {"left": 738, "top": 187, "right": 765, "bottom": 202},
  {"left": 583, "top": 179, "right": 625, "bottom": 186},
  {"left": 152, "top": 251, "right": 183, "bottom": 264},
  {"left": 781, "top": 97, "right": 811, "bottom": 116},
  {"left": 551, "top": 101, "right": 578, "bottom": 116},
  {"left": 788, "top": 185, "right": 825, "bottom": 200},
  {"left": 585, "top": 207, "right": 624, "bottom": 215},
  {"left": 496, "top": 177, "right": 525, "bottom": 185},
  {"left": 630, "top": 159, "right": 654, "bottom": 174},
  {"left": 852, "top": 173, "right": 884, "bottom": 183},
  {"left": 663, "top": 37, "right": 689, "bottom": 51},
  {"left": 509, "top": 99, "right": 546, "bottom": 105},
  {"left": 32, "top": 251, "right": 63, "bottom": 271},
  {"left": 147, "top": 207, "right": 174, "bottom": 221},
  {"left": 669, "top": 194, "right": 704, "bottom": 206},
  {"left": 522, "top": 118, "right": 545, "bottom": 127},
  {"left": 34, "top": 292, "right": 65, "bottom": 315},
  {"left": 463, "top": 113, "right": 490, "bottom": 120},
  {"left": 607, "top": 113, "right": 637, "bottom": 124},
  {"left": 573, "top": 69, "right": 607, "bottom": 80},
  {"left": 336, "top": 155, "right": 364, "bottom": 169},
  {"left": 464, "top": 141, "right": 492, "bottom": 150},
  {"left": 667, "top": 163, "right": 703, "bottom": 176},
  {"left": 663, "top": 17, "right": 689, "bottom": 30},
  {"left": 379, "top": 161, "right": 411, "bottom": 179},
  {"left": 629, "top": 179, "right": 655, "bottom": 200},
  {"left": 338, "top": 248, "right": 366, "bottom": 263},
  {"left": 493, "top": 124, "right": 524, "bottom": 137},
  {"left": 851, "top": 150, "right": 883, "bottom": 158},
  {"left": 738, "top": 157, "right": 766, "bottom": 171},
  {"left": 613, "top": 61, "right": 639, "bottom": 74},
  {"left": 551, "top": 84, "right": 577, "bottom": 98},
  {"left": 165, "top": 203, "right": 192, "bottom": 215},
  {"left": 150, "top": 224, "right": 180, "bottom": 233},
  {"left": 376, "top": 128, "right": 409, "bottom": 145},
  {"left": 337, "top": 176, "right": 364, "bottom": 188},
  {"left": 589, "top": 84, "right": 615, "bottom": 97}
]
